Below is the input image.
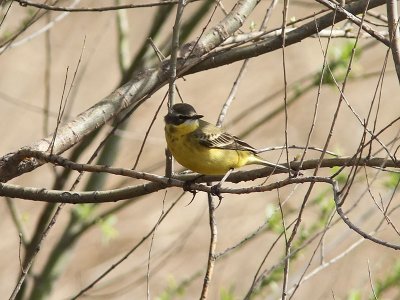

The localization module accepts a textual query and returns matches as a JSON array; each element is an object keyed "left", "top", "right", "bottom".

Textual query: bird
[{"left": 164, "top": 103, "right": 291, "bottom": 176}]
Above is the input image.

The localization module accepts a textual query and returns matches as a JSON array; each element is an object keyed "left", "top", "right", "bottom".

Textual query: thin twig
[
  {"left": 0, "top": 0, "right": 13, "bottom": 28},
  {"left": 200, "top": 191, "right": 217, "bottom": 300},
  {"left": 71, "top": 192, "right": 184, "bottom": 299},
  {"left": 146, "top": 192, "right": 167, "bottom": 300},
  {"left": 279, "top": 189, "right": 289, "bottom": 300},
  {"left": 285, "top": 237, "right": 365, "bottom": 296},
  {"left": 0, "top": 0, "right": 81, "bottom": 53},
  {"left": 9, "top": 38, "right": 86, "bottom": 299},
  {"left": 48, "top": 67, "right": 69, "bottom": 154},
  {"left": 49, "top": 37, "right": 86, "bottom": 154},
  {"left": 368, "top": 260, "right": 379, "bottom": 300},
  {"left": 133, "top": 93, "right": 168, "bottom": 170},
  {"left": 287, "top": 211, "right": 336, "bottom": 299},
  {"left": 116, "top": 0, "right": 130, "bottom": 74},
  {"left": 335, "top": 201, "right": 400, "bottom": 250},
  {"left": 43, "top": 11, "right": 51, "bottom": 136},
  {"left": 257, "top": 145, "right": 339, "bottom": 157},
  {"left": 168, "top": 0, "right": 185, "bottom": 109},
  {"left": 9, "top": 203, "right": 65, "bottom": 300},
  {"left": 281, "top": 0, "right": 291, "bottom": 179},
  {"left": 14, "top": 0, "right": 200, "bottom": 11},
  {"left": 244, "top": 219, "right": 297, "bottom": 299},
  {"left": 166, "top": 0, "right": 186, "bottom": 177},
  {"left": 315, "top": 0, "right": 390, "bottom": 46},
  {"left": 216, "top": 0, "right": 278, "bottom": 127},
  {"left": 215, "top": 216, "right": 270, "bottom": 259},
  {"left": 386, "top": 0, "right": 400, "bottom": 82},
  {"left": 5, "top": 198, "right": 27, "bottom": 246},
  {"left": 216, "top": 59, "right": 249, "bottom": 127},
  {"left": 298, "top": 15, "right": 335, "bottom": 170}
]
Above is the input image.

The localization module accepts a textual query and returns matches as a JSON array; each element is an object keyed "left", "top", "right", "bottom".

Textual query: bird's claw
[
  {"left": 210, "top": 184, "right": 223, "bottom": 200},
  {"left": 183, "top": 180, "right": 195, "bottom": 192},
  {"left": 289, "top": 168, "right": 303, "bottom": 178},
  {"left": 183, "top": 181, "right": 198, "bottom": 206}
]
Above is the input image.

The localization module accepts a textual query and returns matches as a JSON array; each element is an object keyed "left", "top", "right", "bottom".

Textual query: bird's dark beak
[{"left": 193, "top": 114, "right": 203, "bottom": 119}]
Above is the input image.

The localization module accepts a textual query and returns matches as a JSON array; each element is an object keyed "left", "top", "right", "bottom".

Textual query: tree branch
[
  {"left": 315, "top": 0, "right": 389, "bottom": 46},
  {"left": 386, "top": 0, "right": 400, "bottom": 82},
  {"left": 189, "top": 0, "right": 387, "bottom": 73},
  {"left": 1, "top": 150, "right": 400, "bottom": 203},
  {"left": 14, "top": 0, "right": 201, "bottom": 12}
]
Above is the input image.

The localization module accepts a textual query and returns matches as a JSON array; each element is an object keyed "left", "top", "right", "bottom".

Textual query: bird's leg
[
  {"left": 182, "top": 174, "right": 204, "bottom": 205},
  {"left": 182, "top": 174, "right": 204, "bottom": 191},
  {"left": 185, "top": 191, "right": 198, "bottom": 206},
  {"left": 211, "top": 168, "right": 234, "bottom": 200}
]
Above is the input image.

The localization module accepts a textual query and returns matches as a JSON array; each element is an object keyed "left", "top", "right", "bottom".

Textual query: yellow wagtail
[{"left": 164, "top": 103, "right": 290, "bottom": 176}]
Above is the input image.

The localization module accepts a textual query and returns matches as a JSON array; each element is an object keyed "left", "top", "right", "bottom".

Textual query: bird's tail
[{"left": 248, "top": 155, "right": 295, "bottom": 175}]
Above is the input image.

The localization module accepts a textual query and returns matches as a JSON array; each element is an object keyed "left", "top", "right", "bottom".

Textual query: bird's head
[{"left": 164, "top": 103, "right": 204, "bottom": 126}]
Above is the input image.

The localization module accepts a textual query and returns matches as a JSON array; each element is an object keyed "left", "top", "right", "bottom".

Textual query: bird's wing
[{"left": 195, "top": 121, "right": 257, "bottom": 153}]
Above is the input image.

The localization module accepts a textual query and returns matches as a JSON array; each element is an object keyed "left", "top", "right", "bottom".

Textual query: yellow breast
[{"left": 165, "top": 124, "right": 251, "bottom": 175}]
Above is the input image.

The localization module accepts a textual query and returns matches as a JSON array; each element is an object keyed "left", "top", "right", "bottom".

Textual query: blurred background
[{"left": 1, "top": 0, "right": 400, "bottom": 299}]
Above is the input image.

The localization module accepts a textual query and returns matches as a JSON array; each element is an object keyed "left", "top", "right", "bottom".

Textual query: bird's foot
[
  {"left": 210, "top": 183, "right": 223, "bottom": 201},
  {"left": 289, "top": 169, "right": 300, "bottom": 178},
  {"left": 183, "top": 180, "right": 198, "bottom": 206},
  {"left": 289, "top": 166, "right": 303, "bottom": 178}
]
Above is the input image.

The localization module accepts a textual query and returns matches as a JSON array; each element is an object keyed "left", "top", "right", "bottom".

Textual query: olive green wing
[{"left": 194, "top": 121, "right": 257, "bottom": 153}]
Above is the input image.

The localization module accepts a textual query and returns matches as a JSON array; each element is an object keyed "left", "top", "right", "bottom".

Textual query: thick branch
[
  {"left": 194, "top": 0, "right": 259, "bottom": 55},
  {"left": 1, "top": 151, "right": 399, "bottom": 203},
  {"left": 0, "top": 176, "right": 331, "bottom": 203},
  {"left": 189, "top": 0, "right": 387, "bottom": 73}
]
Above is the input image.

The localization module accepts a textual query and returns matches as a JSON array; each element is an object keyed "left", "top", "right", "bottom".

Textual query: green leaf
[
  {"left": 74, "top": 203, "right": 95, "bottom": 220},
  {"left": 98, "top": 215, "right": 119, "bottom": 243},
  {"left": 383, "top": 172, "right": 400, "bottom": 190},
  {"left": 220, "top": 286, "right": 236, "bottom": 300},
  {"left": 249, "top": 21, "right": 256, "bottom": 31},
  {"left": 266, "top": 204, "right": 283, "bottom": 233},
  {"left": 373, "top": 260, "right": 400, "bottom": 297},
  {"left": 331, "top": 166, "right": 348, "bottom": 185},
  {"left": 347, "top": 289, "right": 362, "bottom": 300},
  {"left": 316, "top": 41, "right": 362, "bottom": 86},
  {"left": 157, "top": 276, "right": 187, "bottom": 300}
]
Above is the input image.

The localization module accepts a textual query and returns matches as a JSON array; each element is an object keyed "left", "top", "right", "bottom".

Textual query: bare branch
[
  {"left": 190, "top": 0, "right": 387, "bottom": 73},
  {"left": 0, "top": 0, "right": 81, "bottom": 53},
  {"left": 70, "top": 193, "right": 184, "bottom": 299},
  {"left": 193, "top": 0, "right": 260, "bottom": 56},
  {"left": 14, "top": 0, "right": 201, "bottom": 12},
  {"left": 386, "top": 0, "right": 400, "bottom": 82},
  {"left": 9, "top": 203, "right": 66, "bottom": 300},
  {"left": 166, "top": 0, "right": 186, "bottom": 176},
  {"left": 315, "top": 0, "right": 389, "bottom": 45},
  {"left": 2, "top": 151, "right": 400, "bottom": 203},
  {"left": 200, "top": 193, "right": 217, "bottom": 299}
]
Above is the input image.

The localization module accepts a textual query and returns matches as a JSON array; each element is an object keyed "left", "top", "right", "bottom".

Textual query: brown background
[{"left": 1, "top": 1, "right": 399, "bottom": 299}]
